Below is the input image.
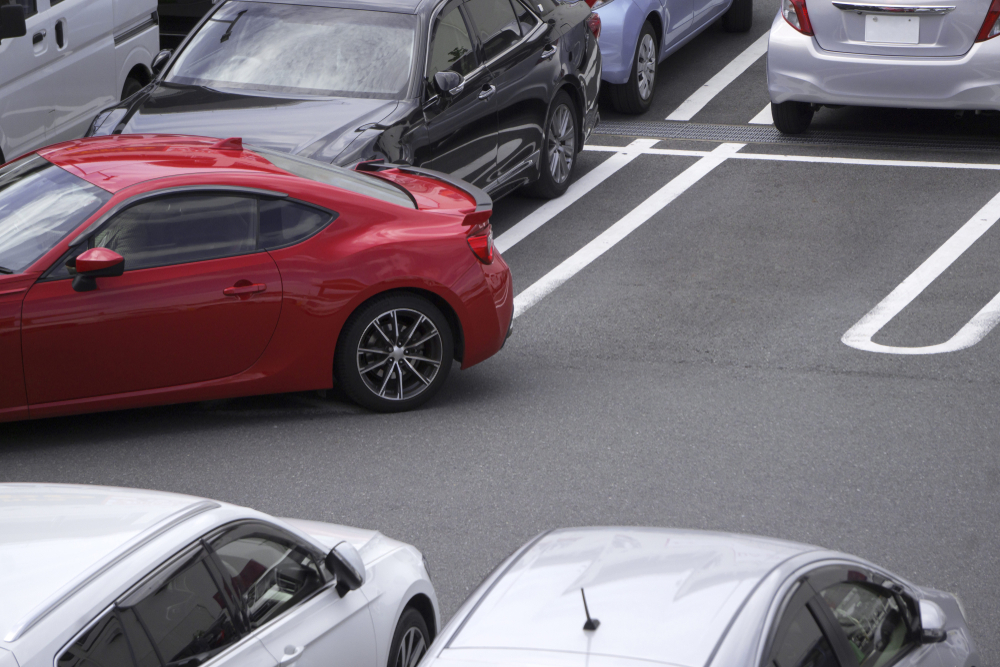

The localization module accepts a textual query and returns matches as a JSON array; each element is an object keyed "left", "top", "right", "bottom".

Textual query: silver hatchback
[
  {"left": 419, "top": 527, "right": 979, "bottom": 667},
  {"left": 766, "top": 0, "right": 1000, "bottom": 133}
]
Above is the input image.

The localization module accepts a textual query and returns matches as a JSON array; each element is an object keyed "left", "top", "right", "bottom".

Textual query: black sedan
[{"left": 91, "top": 0, "right": 602, "bottom": 200}]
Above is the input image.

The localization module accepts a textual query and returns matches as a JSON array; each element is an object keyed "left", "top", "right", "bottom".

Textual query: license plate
[{"left": 865, "top": 14, "right": 920, "bottom": 44}]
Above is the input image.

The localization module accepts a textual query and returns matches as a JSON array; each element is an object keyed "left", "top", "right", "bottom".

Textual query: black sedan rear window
[{"left": 166, "top": 1, "right": 417, "bottom": 99}]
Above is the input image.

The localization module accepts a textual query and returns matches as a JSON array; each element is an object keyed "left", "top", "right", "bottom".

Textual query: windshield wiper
[
  {"left": 220, "top": 10, "right": 247, "bottom": 43},
  {"left": 0, "top": 266, "right": 13, "bottom": 275}
]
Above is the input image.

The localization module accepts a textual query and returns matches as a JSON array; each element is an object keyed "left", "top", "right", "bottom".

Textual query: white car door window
[
  {"left": 212, "top": 533, "right": 325, "bottom": 629},
  {"left": 211, "top": 523, "right": 378, "bottom": 667}
]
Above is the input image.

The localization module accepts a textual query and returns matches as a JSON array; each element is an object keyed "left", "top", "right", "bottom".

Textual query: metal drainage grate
[{"left": 595, "top": 120, "right": 1000, "bottom": 153}]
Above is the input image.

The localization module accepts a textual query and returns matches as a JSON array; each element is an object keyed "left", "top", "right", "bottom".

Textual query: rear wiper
[{"left": 0, "top": 266, "right": 12, "bottom": 274}]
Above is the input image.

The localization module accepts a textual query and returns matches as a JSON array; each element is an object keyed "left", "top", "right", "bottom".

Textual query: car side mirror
[
  {"left": 0, "top": 5, "right": 27, "bottom": 42},
  {"left": 152, "top": 49, "right": 172, "bottom": 76},
  {"left": 433, "top": 70, "right": 464, "bottom": 101},
  {"left": 69, "top": 248, "right": 125, "bottom": 292},
  {"left": 918, "top": 599, "right": 947, "bottom": 644},
  {"left": 325, "top": 541, "right": 365, "bottom": 597}
]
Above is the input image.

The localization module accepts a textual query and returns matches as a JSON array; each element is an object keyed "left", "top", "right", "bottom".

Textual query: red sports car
[{"left": 0, "top": 135, "right": 513, "bottom": 420}]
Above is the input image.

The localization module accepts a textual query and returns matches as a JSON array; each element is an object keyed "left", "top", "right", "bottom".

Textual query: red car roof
[{"left": 37, "top": 135, "right": 289, "bottom": 193}]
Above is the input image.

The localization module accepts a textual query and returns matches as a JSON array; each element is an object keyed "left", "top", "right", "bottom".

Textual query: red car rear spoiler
[{"left": 354, "top": 160, "right": 492, "bottom": 213}]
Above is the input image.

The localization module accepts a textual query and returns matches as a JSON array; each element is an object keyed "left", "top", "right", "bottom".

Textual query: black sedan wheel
[
  {"left": 389, "top": 609, "right": 430, "bottom": 667},
  {"left": 335, "top": 294, "right": 453, "bottom": 412},
  {"left": 526, "top": 91, "right": 578, "bottom": 199}
]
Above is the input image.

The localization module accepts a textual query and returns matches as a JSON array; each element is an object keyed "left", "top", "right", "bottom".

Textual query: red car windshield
[
  {"left": 166, "top": 1, "right": 418, "bottom": 99},
  {"left": 0, "top": 155, "right": 111, "bottom": 274}
]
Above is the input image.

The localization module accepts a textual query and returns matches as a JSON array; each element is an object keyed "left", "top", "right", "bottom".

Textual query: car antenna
[{"left": 580, "top": 588, "right": 600, "bottom": 631}]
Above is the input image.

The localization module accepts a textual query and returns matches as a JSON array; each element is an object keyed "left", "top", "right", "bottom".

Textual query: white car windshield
[
  {"left": 166, "top": 1, "right": 417, "bottom": 99},
  {"left": 0, "top": 155, "right": 111, "bottom": 274}
]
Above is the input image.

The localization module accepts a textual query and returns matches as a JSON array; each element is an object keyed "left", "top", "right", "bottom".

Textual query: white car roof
[
  {"left": 0, "top": 483, "right": 217, "bottom": 642},
  {"left": 446, "top": 527, "right": 812, "bottom": 667}
]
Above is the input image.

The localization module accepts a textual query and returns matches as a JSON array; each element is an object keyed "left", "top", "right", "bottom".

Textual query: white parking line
[
  {"left": 842, "top": 190, "right": 1000, "bottom": 354},
  {"left": 496, "top": 139, "right": 658, "bottom": 253},
  {"left": 749, "top": 103, "right": 773, "bottom": 125},
  {"left": 665, "top": 33, "right": 769, "bottom": 121},
  {"left": 513, "top": 143, "right": 745, "bottom": 318},
  {"left": 584, "top": 144, "right": 1000, "bottom": 171}
]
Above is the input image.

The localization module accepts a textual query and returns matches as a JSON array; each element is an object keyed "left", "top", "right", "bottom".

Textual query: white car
[
  {"left": 0, "top": 484, "right": 439, "bottom": 667},
  {"left": 421, "top": 527, "right": 978, "bottom": 667},
  {"left": 0, "top": 0, "right": 159, "bottom": 164}
]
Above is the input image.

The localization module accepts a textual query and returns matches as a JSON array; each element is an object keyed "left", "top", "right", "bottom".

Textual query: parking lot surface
[{"left": 4, "top": 0, "right": 1000, "bottom": 658}]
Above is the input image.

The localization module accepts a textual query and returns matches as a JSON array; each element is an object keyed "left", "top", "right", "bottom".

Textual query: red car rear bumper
[{"left": 455, "top": 251, "right": 513, "bottom": 369}]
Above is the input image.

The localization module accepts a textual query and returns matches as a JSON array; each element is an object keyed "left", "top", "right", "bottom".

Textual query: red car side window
[{"left": 92, "top": 194, "right": 257, "bottom": 271}]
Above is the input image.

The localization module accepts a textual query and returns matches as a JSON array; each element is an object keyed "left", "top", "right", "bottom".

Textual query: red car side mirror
[{"left": 71, "top": 248, "right": 125, "bottom": 292}]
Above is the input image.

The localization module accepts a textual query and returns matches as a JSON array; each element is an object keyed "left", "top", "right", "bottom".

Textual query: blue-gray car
[
  {"left": 768, "top": 0, "right": 1000, "bottom": 134},
  {"left": 592, "top": 0, "right": 753, "bottom": 113}
]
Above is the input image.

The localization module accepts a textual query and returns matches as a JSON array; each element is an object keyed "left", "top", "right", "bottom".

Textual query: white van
[{"left": 0, "top": 0, "right": 158, "bottom": 163}]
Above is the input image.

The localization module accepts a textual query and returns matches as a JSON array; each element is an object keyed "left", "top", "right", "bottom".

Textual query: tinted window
[
  {"left": 771, "top": 605, "right": 839, "bottom": 667},
  {"left": 92, "top": 194, "right": 256, "bottom": 271},
  {"left": 212, "top": 530, "right": 323, "bottom": 629},
  {"left": 428, "top": 1, "right": 477, "bottom": 77},
  {"left": 253, "top": 146, "right": 415, "bottom": 209},
  {"left": 510, "top": 0, "right": 539, "bottom": 33},
  {"left": 259, "top": 200, "right": 333, "bottom": 249},
  {"left": 8, "top": 0, "right": 37, "bottom": 19},
  {"left": 118, "top": 609, "right": 160, "bottom": 667},
  {"left": 126, "top": 553, "right": 240, "bottom": 667},
  {"left": 57, "top": 611, "right": 134, "bottom": 667},
  {"left": 0, "top": 154, "right": 110, "bottom": 273},
  {"left": 820, "top": 583, "right": 911, "bottom": 667},
  {"left": 465, "top": 0, "right": 521, "bottom": 60},
  {"left": 167, "top": 1, "right": 416, "bottom": 99}
]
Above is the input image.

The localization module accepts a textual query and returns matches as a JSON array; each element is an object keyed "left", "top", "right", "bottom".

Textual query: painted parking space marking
[
  {"left": 495, "top": 139, "right": 659, "bottom": 253},
  {"left": 513, "top": 143, "right": 745, "bottom": 318},
  {"left": 585, "top": 144, "right": 1000, "bottom": 171},
  {"left": 749, "top": 104, "right": 773, "bottom": 125},
  {"left": 665, "top": 33, "right": 769, "bottom": 121},
  {"left": 842, "top": 189, "right": 1000, "bottom": 354}
]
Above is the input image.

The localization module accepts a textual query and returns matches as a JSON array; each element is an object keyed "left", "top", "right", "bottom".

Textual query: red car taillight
[
  {"left": 977, "top": 0, "right": 1000, "bottom": 41},
  {"left": 586, "top": 12, "right": 601, "bottom": 40},
  {"left": 781, "top": 0, "right": 813, "bottom": 35},
  {"left": 468, "top": 225, "right": 494, "bottom": 264}
]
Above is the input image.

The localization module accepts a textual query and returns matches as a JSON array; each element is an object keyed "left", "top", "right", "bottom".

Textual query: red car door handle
[{"left": 223, "top": 282, "right": 266, "bottom": 296}]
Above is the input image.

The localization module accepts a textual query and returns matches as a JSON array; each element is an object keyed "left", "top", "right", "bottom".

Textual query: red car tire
[{"left": 335, "top": 293, "right": 454, "bottom": 412}]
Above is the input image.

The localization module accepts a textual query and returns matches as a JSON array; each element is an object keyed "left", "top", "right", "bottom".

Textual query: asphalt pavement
[{"left": 4, "top": 1, "right": 1000, "bottom": 660}]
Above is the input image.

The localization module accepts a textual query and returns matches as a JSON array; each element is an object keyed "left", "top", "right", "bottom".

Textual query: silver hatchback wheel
[
  {"left": 546, "top": 103, "right": 576, "bottom": 185},
  {"left": 636, "top": 33, "right": 656, "bottom": 101},
  {"left": 394, "top": 626, "right": 427, "bottom": 667},
  {"left": 356, "top": 308, "right": 443, "bottom": 402}
]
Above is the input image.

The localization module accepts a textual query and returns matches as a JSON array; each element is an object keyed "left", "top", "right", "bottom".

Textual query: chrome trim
[
  {"left": 478, "top": 84, "right": 496, "bottom": 100},
  {"left": 484, "top": 151, "right": 540, "bottom": 193},
  {"left": 113, "top": 11, "right": 158, "bottom": 46},
  {"left": 832, "top": 2, "right": 955, "bottom": 14},
  {"left": 68, "top": 185, "right": 289, "bottom": 246},
  {"left": 5, "top": 499, "right": 220, "bottom": 642}
]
